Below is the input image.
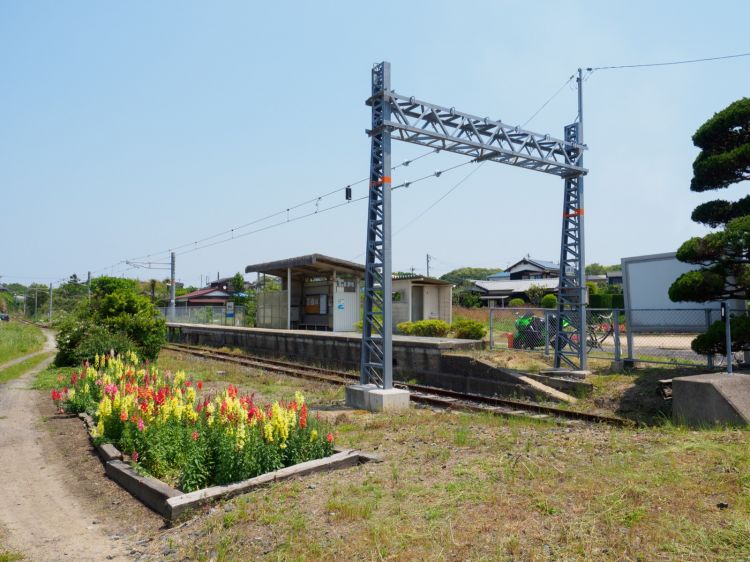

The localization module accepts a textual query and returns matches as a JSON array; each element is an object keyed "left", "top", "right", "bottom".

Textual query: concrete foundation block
[
  {"left": 672, "top": 373, "right": 750, "bottom": 427},
  {"left": 345, "top": 384, "right": 377, "bottom": 410},
  {"left": 367, "top": 388, "right": 410, "bottom": 412}
]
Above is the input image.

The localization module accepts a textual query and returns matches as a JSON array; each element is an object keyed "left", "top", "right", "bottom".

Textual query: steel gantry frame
[{"left": 360, "top": 62, "right": 589, "bottom": 387}]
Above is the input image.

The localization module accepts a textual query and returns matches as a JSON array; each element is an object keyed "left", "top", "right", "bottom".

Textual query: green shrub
[
  {"left": 55, "top": 318, "right": 137, "bottom": 367},
  {"left": 589, "top": 293, "right": 612, "bottom": 309},
  {"left": 540, "top": 294, "right": 558, "bottom": 309},
  {"left": 398, "top": 319, "right": 450, "bottom": 337},
  {"left": 692, "top": 315, "right": 750, "bottom": 355},
  {"left": 54, "top": 276, "right": 166, "bottom": 366},
  {"left": 451, "top": 318, "right": 487, "bottom": 340},
  {"left": 508, "top": 298, "right": 526, "bottom": 308},
  {"left": 611, "top": 294, "right": 625, "bottom": 309},
  {"left": 353, "top": 320, "right": 363, "bottom": 332}
]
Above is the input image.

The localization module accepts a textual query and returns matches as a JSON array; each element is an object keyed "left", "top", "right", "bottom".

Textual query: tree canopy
[
  {"left": 439, "top": 267, "right": 501, "bottom": 285},
  {"left": 670, "top": 98, "right": 750, "bottom": 304}
]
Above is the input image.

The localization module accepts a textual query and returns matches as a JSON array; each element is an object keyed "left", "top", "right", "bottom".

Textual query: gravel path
[{"left": 0, "top": 330, "right": 131, "bottom": 561}]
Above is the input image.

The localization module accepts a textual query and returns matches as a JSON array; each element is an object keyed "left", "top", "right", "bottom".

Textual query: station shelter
[
  {"left": 245, "top": 254, "right": 363, "bottom": 332},
  {"left": 392, "top": 274, "right": 453, "bottom": 326}
]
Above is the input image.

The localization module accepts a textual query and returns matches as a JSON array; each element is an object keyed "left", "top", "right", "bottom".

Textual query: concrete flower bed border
[{"left": 77, "top": 413, "right": 379, "bottom": 521}]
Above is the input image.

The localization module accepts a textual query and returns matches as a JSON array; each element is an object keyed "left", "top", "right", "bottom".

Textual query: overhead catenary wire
[
  {"left": 173, "top": 158, "right": 477, "bottom": 257},
  {"left": 88, "top": 148, "right": 441, "bottom": 277},
  {"left": 588, "top": 51, "right": 750, "bottom": 71}
]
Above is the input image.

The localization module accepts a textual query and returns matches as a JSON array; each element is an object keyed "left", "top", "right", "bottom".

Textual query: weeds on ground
[
  {"left": 0, "top": 352, "right": 52, "bottom": 384},
  {"left": 0, "top": 322, "right": 45, "bottom": 365}
]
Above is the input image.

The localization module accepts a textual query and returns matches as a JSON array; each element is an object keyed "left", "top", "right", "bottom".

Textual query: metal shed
[
  {"left": 391, "top": 274, "right": 453, "bottom": 326},
  {"left": 245, "top": 254, "right": 364, "bottom": 332}
]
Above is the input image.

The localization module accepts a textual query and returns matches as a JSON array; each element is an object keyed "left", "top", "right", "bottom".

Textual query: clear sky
[{"left": 2, "top": 1, "right": 749, "bottom": 287}]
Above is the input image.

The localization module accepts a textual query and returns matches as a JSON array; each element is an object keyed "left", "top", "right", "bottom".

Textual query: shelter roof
[
  {"left": 245, "top": 254, "right": 365, "bottom": 278},
  {"left": 392, "top": 274, "right": 452, "bottom": 286}
]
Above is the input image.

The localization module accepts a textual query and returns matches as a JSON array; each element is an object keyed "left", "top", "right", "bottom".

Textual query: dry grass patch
[{"left": 138, "top": 396, "right": 750, "bottom": 561}]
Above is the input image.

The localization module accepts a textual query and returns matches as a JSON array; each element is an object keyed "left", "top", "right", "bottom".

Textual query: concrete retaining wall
[{"left": 167, "top": 324, "right": 573, "bottom": 403}]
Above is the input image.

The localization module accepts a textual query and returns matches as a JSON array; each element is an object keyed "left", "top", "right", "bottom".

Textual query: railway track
[{"left": 162, "top": 343, "right": 633, "bottom": 427}]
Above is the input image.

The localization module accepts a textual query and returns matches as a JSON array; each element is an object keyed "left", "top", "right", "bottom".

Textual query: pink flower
[
  {"left": 326, "top": 433, "right": 334, "bottom": 443},
  {"left": 132, "top": 451, "right": 139, "bottom": 462},
  {"left": 137, "top": 419, "right": 145, "bottom": 432},
  {"left": 191, "top": 431, "right": 199, "bottom": 441}
]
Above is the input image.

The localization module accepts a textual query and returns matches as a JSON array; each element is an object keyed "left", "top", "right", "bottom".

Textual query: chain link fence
[
  {"left": 157, "top": 305, "right": 248, "bottom": 327},
  {"left": 489, "top": 307, "right": 750, "bottom": 367}
]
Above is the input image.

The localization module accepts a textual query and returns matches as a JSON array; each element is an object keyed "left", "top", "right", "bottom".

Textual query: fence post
[
  {"left": 724, "top": 301, "right": 733, "bottom": 374},
  {"left": 625, "top": 307, "right": 634, "bottom": 363},
  {"left": 613, "top": 309, "right": 621, "bottom": 362},
  {"left": 705, "top": 309, "right": 714, "bottom": 369},
  {"left": 489, "top": 307, "right": 494, "bottom": 350},
  {"left": 544, "top": 310, "right": 550, "bottom": 356}
]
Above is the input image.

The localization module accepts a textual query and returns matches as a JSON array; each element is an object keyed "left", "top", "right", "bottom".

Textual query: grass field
[
  {"left": 123, "top": 349, "right": 750, "bottom": 562},
  {"left": 0, "top": 321, "right": 45, "bottom": 365},
  {"left": 0, "top": 352, "right": 53, "bottom": 384}
]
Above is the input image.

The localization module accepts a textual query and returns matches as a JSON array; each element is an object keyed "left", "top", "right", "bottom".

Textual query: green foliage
[
  {"left": 455, "top": 289, "right": 481, "bottom": 308},
  {"left": 508, "top": 298, "right": 526, "bottom": 308},
  {"left": 588, "top": 293, "right": 625, "bottom": 309},
  {"left": 397, "top": 319, "right": 450, "bottom": 337},
  {"left": 526, "top": 284, "right": 545, "bottom": 306},
  {"left": 54, "top": 276, "right": 166, "bottom": 366},
  {"left": 540, "top": 294, "right": 557, "bottom": 309},
  {"left": 691, "top": 98, "right": 750, "bottom": 193},
  {"left": 585, "top": 263, "right": 620, "bottom": 275},
  {"left": 439, "top": 267, "right": 501, "bottom": 285},
  {"left": 450, "top": 318, "right": 487, "bottom": 340},
  {"left": 691, "top": 315, "right": 750, "bottom": 355},
  {"left": 230, "top": 272, "right": 245, "bottom": 293},
  {"left": 671, "top": 99, "right": 750, "bottom": 305},
  {"left": 55, "top": 319, "right": 137, "bottom": 367}
]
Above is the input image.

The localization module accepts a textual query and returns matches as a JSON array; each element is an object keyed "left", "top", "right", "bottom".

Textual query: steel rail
[{"left": 162, "top": 343, "right": 632, "bottom": 427}]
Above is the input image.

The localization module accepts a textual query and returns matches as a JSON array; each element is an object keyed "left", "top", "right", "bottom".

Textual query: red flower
[
  {"left": 326, "top": 433, "right": 334, "bottom": 443},
  {"left": 192, "top": 431, "right": 199, "bottom": 441},
  {"left": 228, "top": 384, "right": 238, "bottom": 399},
  {"left": 120, "top": 410, "right": 128, "bottom": 422},
  {"left": 197, "top": 380, "right": 203, "bottom": 391},
  {"left": 299, "top": 404, "right": 308, "bottom": 429}
]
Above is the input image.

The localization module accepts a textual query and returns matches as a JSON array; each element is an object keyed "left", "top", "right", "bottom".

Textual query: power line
[
  {"left": 589, "top": 51, "right": 750, "bottom": 71},
  {"left": 88, "top": 148, "right": 441, "bottom": 276},
  {"left": 175, "top": 159, "right": 477, "bottom": 257},
  {"left": 394, "top": 163, "right": 484, "bottom": 236},
  {"left": 522, "top": 75, "right": 575, "bottom": 128}
]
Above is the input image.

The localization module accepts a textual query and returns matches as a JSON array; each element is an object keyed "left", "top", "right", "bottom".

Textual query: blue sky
[{"left": 2, "top": 1, "right": 749, "bottom": 287}]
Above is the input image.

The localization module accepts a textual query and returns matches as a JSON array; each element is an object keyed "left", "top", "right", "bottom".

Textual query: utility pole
[
  {"left": 34, "top": 290, "right": 38, "bottom": 319},
  {"left": 48, "top": 283, "right": 53, "bottom": 324},
  {"left": 426, "top": 254, "right": 432, "bottom": 277},
  {"left": 87, "top": 271, "right": 91, "bottom": 299},
  {"left": 169, "top": 252, "right": 176, "bottom": 322}
]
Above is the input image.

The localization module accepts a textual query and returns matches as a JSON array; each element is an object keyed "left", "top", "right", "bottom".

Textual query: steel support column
[
  {"left": 554, "top": 69, "right": 587, "bottom": 370},
  {"left": 360, "top": 62, "right": 393, "bottom": 388}
]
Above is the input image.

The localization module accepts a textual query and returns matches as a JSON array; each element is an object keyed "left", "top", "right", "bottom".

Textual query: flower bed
[{"left": 51, "top": 353, "right": 335, "bottom": 492}]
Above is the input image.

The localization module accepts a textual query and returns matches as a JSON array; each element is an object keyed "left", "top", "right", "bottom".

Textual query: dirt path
[{"left": 0, "top": 332, "right": 152, "bottom": 561}]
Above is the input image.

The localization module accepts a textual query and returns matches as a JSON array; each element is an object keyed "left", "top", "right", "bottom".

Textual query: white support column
[{"left": 287, "top": 268, "right": 292, "bottom": 330}]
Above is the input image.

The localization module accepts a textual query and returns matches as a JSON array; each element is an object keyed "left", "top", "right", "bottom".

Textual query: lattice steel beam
[
  {"left": 361, "top": 63, "right": 590, "bottom": 387},
  {"left": 372, "top": 92, "right": 587, "bottom": 178}
]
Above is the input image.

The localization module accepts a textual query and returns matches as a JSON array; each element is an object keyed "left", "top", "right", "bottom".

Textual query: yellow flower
[
  {"left": 310, "top": 429, "right": 318, "bottom": 442},
  {"left": 263, "top": 421, "right": 274, "bottom": 442}
]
